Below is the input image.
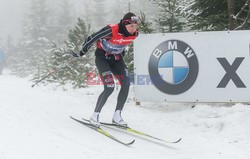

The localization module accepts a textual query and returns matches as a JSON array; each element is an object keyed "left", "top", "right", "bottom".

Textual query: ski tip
[
  {"left": 70, "top": 116, "right": 80, "bottom": 121},
  {"left": 127, "top": 139, "right": 135, "bottom": 146},
  {"left": 173, "top": 138, "right": 182, "bottom": 143}
]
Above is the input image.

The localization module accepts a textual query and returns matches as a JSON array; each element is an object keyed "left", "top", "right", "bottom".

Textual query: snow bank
[{"left": 0, "top": 73, "right": 249, "bottom": 159}]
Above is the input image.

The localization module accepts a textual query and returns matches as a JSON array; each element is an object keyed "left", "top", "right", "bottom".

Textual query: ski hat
[{"left": 122, "top": 12, "right": 139, "bottom": 25}]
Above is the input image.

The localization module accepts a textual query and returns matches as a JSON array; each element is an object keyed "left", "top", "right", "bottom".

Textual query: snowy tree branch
[{"left": 234, "top": 0, "right": 250, "bottom": 30}]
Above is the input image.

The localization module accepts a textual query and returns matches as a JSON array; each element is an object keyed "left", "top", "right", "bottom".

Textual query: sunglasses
[{"left": 122, "top": 16, "right": 140, "bottom": 24}]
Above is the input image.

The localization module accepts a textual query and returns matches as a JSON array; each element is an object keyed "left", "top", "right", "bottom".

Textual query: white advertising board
[{"left": 134, "top": 30, "right": 250, "bottom": 102}]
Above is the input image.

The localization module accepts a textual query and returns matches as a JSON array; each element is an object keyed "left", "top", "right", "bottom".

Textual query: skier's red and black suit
[
  {"left": 81, "top": 23, "right": 138, "bottom": 60},
  {"left": 96, "top": 24, "right": 137, "bottom": 55},
  {"left": 81, "top": 21, "right": 138, "bottom": 112}
]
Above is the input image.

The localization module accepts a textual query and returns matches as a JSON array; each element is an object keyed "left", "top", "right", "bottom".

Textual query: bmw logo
[{"left": 148, "top": 40, "right": 199, "bottom": 94}]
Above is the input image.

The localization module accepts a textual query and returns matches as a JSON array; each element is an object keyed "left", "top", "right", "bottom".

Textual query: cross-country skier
[{"left": 73, "top": 12, "right": 139, "bottom": 127}]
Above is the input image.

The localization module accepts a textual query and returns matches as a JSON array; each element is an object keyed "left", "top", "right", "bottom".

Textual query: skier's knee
[{"left": 102, "top": 71, "right": 115, "bottom": 88}]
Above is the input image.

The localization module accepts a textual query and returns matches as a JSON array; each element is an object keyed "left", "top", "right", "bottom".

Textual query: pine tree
[
  {"left": 4, "top": 35, "right": 16, "bottom": 68},
  {"left": 138, "top": 12, "right": 154, "bottom": 33},
  {"left": 233, "top": 0, "right": 250, "bottom": 30},
  {"left": 44, "top": 18, "right": 95, "bottom": 88},
  {"left": 189, "top": 0, "right": 249, "bottom": 31},
  {"left": 189, "top": 0, "right": 229, "bottom": 31},
  {"left": 12, "top": 0, "right": 52, "bottom": 77},
  {"left": 151, "top": 0, "right": 187, "bottom": 32}
]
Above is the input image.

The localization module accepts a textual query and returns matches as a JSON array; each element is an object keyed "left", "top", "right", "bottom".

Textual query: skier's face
[{"left": 125, "top": 23, "right": 138, "bottom": 35}]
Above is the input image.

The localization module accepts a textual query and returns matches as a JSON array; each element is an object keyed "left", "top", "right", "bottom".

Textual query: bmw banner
[{"left": 134, "top": 30, "right": 250, "bottom": 102}]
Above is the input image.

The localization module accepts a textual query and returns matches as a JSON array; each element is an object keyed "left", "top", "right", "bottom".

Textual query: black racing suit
[{"left": 81, "top": 21, "right": 138, "bottom": 113}]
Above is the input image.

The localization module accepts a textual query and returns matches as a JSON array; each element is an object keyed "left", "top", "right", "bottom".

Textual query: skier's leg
[
  {"left": 90, "top": 54, "right": 115, "bottom": 125},
  {"left": 111, "top": 59, "right": 130, "bottom": 125},
  {"left": 112, "top": 59, "right": 130, "bottom": 111},
  {"left": 94, "top": 70, "right": 115, "bottom": 112}
]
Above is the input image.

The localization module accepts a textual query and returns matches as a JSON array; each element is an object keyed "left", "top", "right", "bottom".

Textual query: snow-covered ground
[{"left": 0, "top": 72, "right": 250, "bottom": 159}]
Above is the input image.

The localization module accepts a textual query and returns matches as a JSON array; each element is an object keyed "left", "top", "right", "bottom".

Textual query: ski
[
  {"left": 82, "top": 118, "right": 181, "bottom": 144},
  {"left": 70, "top": 116, "right": 135, "bottom": 146}
]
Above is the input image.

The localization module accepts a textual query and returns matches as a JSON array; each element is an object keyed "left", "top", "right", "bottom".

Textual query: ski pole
[
  {"left": 82, "top": 67, "right": 97, "bottom": 83},
  {"left": 31, "top": 57, "right": 76, "bottom": 88}
]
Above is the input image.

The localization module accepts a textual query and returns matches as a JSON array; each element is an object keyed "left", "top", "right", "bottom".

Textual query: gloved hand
[{"left": 72, "top": 50, "right": 86, "bottom": 57}]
